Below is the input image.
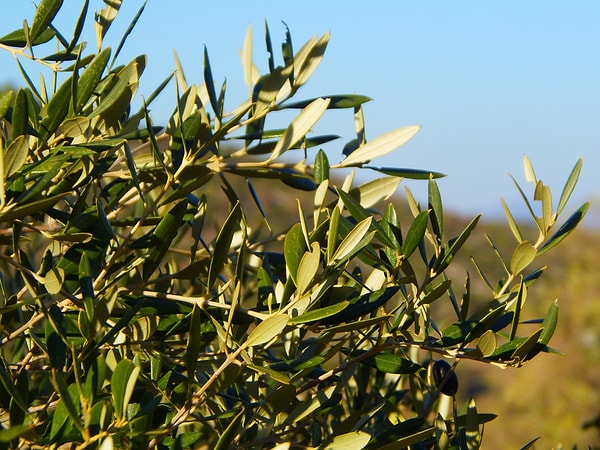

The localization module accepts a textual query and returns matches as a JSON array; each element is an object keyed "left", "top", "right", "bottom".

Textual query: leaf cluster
[{"left": 0, "top": 2, "right": 588, "bottom": 449}]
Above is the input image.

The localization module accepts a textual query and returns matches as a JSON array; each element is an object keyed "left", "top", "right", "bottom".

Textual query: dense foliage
[{"left": 0, "top": 1, "right": 589, "bottom": 449}]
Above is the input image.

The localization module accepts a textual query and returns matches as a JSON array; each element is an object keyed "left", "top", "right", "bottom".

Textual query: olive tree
[{"left": 0, "top": 1, "right": 588, "bottom": 449}]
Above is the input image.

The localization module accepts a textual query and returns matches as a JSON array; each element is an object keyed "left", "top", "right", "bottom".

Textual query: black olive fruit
[{"left": 432, "top": 359, "right": 459, "bottom": 396}]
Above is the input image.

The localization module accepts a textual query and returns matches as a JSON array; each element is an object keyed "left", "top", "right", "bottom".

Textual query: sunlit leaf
[
  {"left": 30, "top": 0, "right": 63, "bottom": 43},
  {"left": 325, "top": 431, "right": 372, "bottom": 450},
  {"left": 245, "top": 314, "right": 289, "bottom": 347},
  {"left": 510, "top": 241, "right": 536, "bottom": 275},
  {"left": 556, "top": 158, "right": 582, "bottom": 216},
  {"left": 501, "top": 197, "right": 523, "bottom": 242},
  {"left": 288, "top": 301, "right": 349, "bottom": 324},
  {"left": 267, "top": 97, "right": 330, "bottom": 162},
  {"left": 402, "top": 210, "right": 429, "bottom": 259},
  {"left": 338, "top": 125, "right": 420, "bottom": 167},
  {"left": 331, "top": 217, "right": 373, "bottom": 264},
  {"left": 3, "top": 135, "right": 29, "bottom": 177}
]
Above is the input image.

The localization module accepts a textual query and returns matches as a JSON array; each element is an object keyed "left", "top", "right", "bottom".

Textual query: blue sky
[{"left": 1, "top": 1, "right": 598, "bottom": 223}]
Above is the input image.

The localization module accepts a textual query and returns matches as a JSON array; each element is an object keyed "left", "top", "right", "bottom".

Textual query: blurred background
[{"left": 1, "top": 1, "right": 598, "bottom": 447}]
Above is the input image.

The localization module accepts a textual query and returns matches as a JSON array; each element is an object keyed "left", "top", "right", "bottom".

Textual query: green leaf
[
  {"left": 418, "top": 279, "right": 451, "bottom": 306},
  {"left": 4, "top": 135, "right": 29, "bottom": 177},
  {"left": 208, "top": 202, "right": 242, "bottom": 288},
  {"left": 112, "top": 1, "right": 147, "bottom": 65},
  {"left": 476, "top": 330, "right": 497, "bottom": 357},
  {"left": 90, "top": 55, "right": 146, "bottom": 124},
  {"left": 0, "top": 90, "right": 13, "bottom": 119},
  {"left": 538, "top": 300, "right": 559, "bottom": 346},
  {"left": 360, "top": 351, "right": 422, "bottom": 374},
  {"left": 324, "top": 431, "right": 372, "bottom": 450},
  {"left": 0, "top": 27, "right": 55, "bottom": 47},
  {"left": 245, "top": 314, "right": 289, "bottom": 347},
  {"left": 314, "top": 149, "right": 330, "bottom": 183},
  {"left": 509, "top": 280, "right": 526, "bottom": 341},
  {"left": 30, "top": 0, "right": 63, "bottom": 43},
  {"left": 296, "top": 242, "right": 320, "bottom": 294},
  {"left": 510, "top": 241, "right": 536, "bottom": 275},
  {"left": 267, "top": 97, "right": 330, "bottom": 162},
  {"left": 0, "top": 424, "right": 36, "bottom": 443},
  {"left": 348, "top": 177, "right": 401, "bottom": 209},
  {"left": 51, "top": 371, "right": 83, "bottom": 433},
  {"left": 283, "top": 94, "right": 371, "bottom": 109},
  {"left": 335, "top": 188, "right": 395, "bottom": 248},
  {"left": 331, "top": 217, "right": 373, "bottom": 264},
  {"left": 538, "top": 202, "right": 589, "bottom": 255},
  {"left": 0, "top": 193, "right": 68, "bottom": 224},
  {"left": 73, "top": 47, "right": 111, "bottom": 114},
  {"left": 321, "top": 286, "right": 399, "bottom": 325},
  {"left": 365, "top": 166, "right": 445, "bottom": 179},
  {"left": 42, "top": 267, "right": 64, "bottom": 295},
  {"left": 434, "top": 214, "right": 481, "bottom": 274},
  {"left": 111, "top": 359, "right": 140, "bottom": 422},
  {"left": 214, "top": 409, "right": 244, "bottom": 450},
  {"left": 428, "top": 177, "right": 443, "bottom": 242},
  {"left": 511, "top": 328, "right": 544, "bottom": 362},
  {"left": 338, "top": 125, "right": 420, "bottom": 167},
  {"left": 284, "top": 223, "right": 308, "bottom": 285},
  {"left": 402, "top": 210, "right": 429, "bottom": 259},
  {"left": 465, "top": 398, "right": 481, "bottom": 449},
  {"left": 534, "top": 181, "right": 553, "bottom": 232},
  {"left": 142, "top": 200, "right": 188, "bottom": 280},
  {"left": 294, "top": 32, "right": 329, "bottom": 89},
  {"left": 11, "top": 89, "right": 29, "bottom": 138},
  {"left": 501, "top": 197, "right": 524, "bottom": 242},
  {"left": 556, "top": 158, "right": 582, "bottom": 216},
  {"left": 288, "top": 301, "right": 349, "bottom": 324},
  {"left": 40, "top": 75, "right": 73, "bottom": 140}
]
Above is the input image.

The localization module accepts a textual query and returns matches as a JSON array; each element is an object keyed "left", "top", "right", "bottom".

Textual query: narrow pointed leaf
[
  {"left": 288, "top": 301, "right": 349, "bottom": 324},
  {"left": 331, "top": 217, "right": 372, "bottom": 263},
  {"left": 4, "top": 135, "right": 29, "bottom": 177},
  {"left": 338, "top": 125, "right": 420, "bottom": 167},
  {"left": 538, "top": 202, "right": 589, "bottom": 255},
  {"left": 267, "top": 97, "right": 330, "bottom": 162},
  {"left": 208, "top": 202, "right": 242, "bottom": 288},
  {"left": 245, "top": 314, "right": 289, "bottom": 347},
  {"left": 501, "top": 197, "right": 523, "bottom": 242},
  {"left": 365, "top": 166, "right": 445, "bottom": 179},
  {"left": 30, "top": 0, "right": 63, "bottom": 43},
  {"left": 73, "top": 47, "right": 110, "bottom": 114},
  {"left": 402, "top": 210, "right": 429, "bottom": 259},
  {"left": 283, "top": 94, "right": 371, "bottom": 109},
  {"left": 557, "top": 158, "right": 582, "bottom": 216},
  {"left": 284, "top": 223, "right": 307, "bottom": 285}
]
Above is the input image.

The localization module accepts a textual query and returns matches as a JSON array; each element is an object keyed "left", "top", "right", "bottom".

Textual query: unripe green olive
[{"left": 432, "top": 359, "right": 458, "bottom": 396}]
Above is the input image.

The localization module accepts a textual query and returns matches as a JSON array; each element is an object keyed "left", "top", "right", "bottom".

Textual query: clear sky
[{"left": 1, "top": 1, "right": 598, "bottom": 223}]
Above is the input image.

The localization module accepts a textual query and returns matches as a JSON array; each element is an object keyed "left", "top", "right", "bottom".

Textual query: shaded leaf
[
  {"left": 365, "top": 166, "right": 445, "bottom": 179},
  {"left": 538, "top": 202, "right": 589, "bottom": 255},
  {"left": 283, "top": 94, "right": 371, "bottom": 109},
  {"left": 208, "top": 202, "right": 242, "bottom": 288}
]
